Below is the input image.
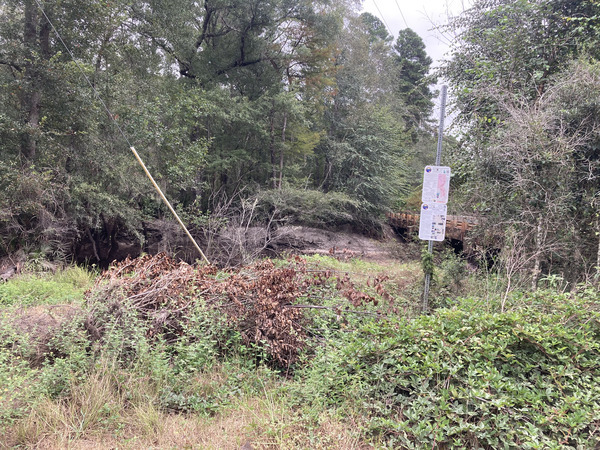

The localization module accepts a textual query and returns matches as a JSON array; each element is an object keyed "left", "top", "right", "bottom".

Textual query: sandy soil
[{"left": 271, "top": 225, "right": 417, "bottom": 262}]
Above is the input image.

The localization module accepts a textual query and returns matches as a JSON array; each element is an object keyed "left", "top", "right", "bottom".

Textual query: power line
[
  {"left": 371, "top": 0, "right": 394, "bottom": 38},
  {"left": 393, "top": 0, "right": 410, "bottom": 29},
  {"left": 33, "top": 0, "right": 130, "bottom": 147},
  {"left": 367, "top": 1, "right": 441, "bottom": 120}
]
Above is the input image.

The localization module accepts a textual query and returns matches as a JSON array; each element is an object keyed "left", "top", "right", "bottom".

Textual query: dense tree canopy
[
  {"left": 0, "top": 0, "right": 438, "bottom": 262},
  {"left": 442, "top": 0, "right": 600, "bottom": 131},
  {"left": 442, "top": 0, "right": 600, "bottom": 286},
  {"left": 3, "top": 0, "right": 600, "bottom": 289}
]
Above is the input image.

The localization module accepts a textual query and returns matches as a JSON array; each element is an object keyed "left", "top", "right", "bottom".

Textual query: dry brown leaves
[{"left": 85, "top": 253, "right": 391, "bottom": 368}]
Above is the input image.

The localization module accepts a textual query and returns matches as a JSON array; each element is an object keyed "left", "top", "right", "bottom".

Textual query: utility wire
[
  {"left": 32, "top": 0, "right": 211, "bottom": 265},
  {"left": 371, "top": 0, "right": 394, "bottom": 38},
  {"left": 393, "top": 0, "right": 410, "bottom": 29},
  {"left": 34, "top": 0, "right": 129, "bottom": 143}
]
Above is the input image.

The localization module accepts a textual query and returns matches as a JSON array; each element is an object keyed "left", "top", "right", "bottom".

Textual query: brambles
[
  {"left": 295, "top": 288, "right": 600, "bottom": 448},
  {"left": 84, "top": 253, "right": 393, "bottom": 369}
]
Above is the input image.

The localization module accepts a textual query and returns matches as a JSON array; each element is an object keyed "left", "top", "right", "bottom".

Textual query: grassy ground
[
  {"left": 6, "top": 363, "right": 365, "bottom": 449},
  {"left": 1, "top": 253, "right": 599, "bottom": 449},
  {"left": 0, "top": 255, "right": 417, "bottom": 449}
]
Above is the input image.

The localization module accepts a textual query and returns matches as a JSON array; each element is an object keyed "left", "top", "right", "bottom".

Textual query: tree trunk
[
  {"left": 20, "top": 0, "right": 47, "bottom": 162},
  {"left": 531, "top": 217, "right": 545, "bottom": 290},
  {"left": 278, "top": 112, "right": 287, "bottom": 190},
  {"left": 21, "top": 90, "right": 41, "bottom": 160}
]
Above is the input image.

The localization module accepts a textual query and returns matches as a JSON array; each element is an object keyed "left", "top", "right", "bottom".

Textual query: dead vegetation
[
  {"left": 0, "top": 251, "right": 414, "bottom": 449},
  {"left": 83, "top": 253, "right": 391, "bottom": 369},
  {"left": 6, "top": 364, "right": 368, "bottom": 449}
]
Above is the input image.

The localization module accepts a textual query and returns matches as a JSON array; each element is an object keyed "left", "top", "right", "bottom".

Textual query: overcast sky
[
  {"left": 361, "top": 0, "right": 473, "bottom": 123},
  {"left": 361, "top": 0, "right": 472, "bottom": 68}
]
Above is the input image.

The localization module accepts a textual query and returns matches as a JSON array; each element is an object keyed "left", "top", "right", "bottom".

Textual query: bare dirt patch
[
  {"left": 1, "top": 304, "right": 82, "bottom": 365},
  {"left": 271, "top": 225, "right": 415, "bottom": 263}
]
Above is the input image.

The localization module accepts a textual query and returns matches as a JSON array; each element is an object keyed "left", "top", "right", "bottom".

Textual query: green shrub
[
  {"left": 257, "top": 187, "right": 360, "bottom": 229},
  {"left": 295, "top": 288, "right": 600, "bottom": 448},
  {"left": 0, "top": 346, "right": 39, "bottom": 423},
  {"left": 170, "top": 301, "right": 235, "bottom": 376},
  {"left": 38, "top": 318, "right": 93, "bottom": 399}
]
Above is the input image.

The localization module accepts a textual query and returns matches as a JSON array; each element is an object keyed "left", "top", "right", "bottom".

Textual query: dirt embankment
[
  {"left": 72, "top": 219, "right": 414, "bottom": 267},
  {"left": 270, "top": 225, "right": 412, "bottom": 262}
]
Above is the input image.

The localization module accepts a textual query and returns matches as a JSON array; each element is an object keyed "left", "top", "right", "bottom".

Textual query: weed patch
[
  {"left": 1, "top": 254, "right": 598, "bottom": 448},
  {"left": 0, "top": 266, "right": 94, "bottom": 307},
  {"left": 295, "top": 288, "right": 600, "bottom": 448}
]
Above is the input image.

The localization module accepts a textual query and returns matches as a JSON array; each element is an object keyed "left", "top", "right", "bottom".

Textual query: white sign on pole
[
  {"left": 418, "top": 203, "right": 447, "bottom": 241},
  {"left": 422, "top": 166, "right": 451, "bottom": 204}
]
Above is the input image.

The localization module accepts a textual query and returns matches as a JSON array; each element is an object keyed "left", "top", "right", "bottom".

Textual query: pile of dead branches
[{"left": 84, "top": 253, "right": 387, "bottom": 368}]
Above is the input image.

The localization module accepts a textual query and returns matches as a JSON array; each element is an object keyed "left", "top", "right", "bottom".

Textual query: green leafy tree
[
  {"left": 448, "top": 60, "right": 600, "bottom": 287},
  {"left": 359, "top": 12, "right": 392, "bottom": 43},
  {"left": 393, "top": 28, "right": 436, "bottom": 133},
  {"left": 0, "top": 0, "right": 421, "bottom": 258},
  {"left": 441, "top": 0, "right": 600, "bottom": 285},
  {"left": 0, "top": 0, "right": 136, "bottom": 256},
  {"left": 442, "top": 0, "right": 600, "bottom": 133},
  {"left": 0, "top": 0, "right": 209, "bottom": 260},
  {"left": 312, "top": 14, "right": 409, "bottom": 232},
  {"left": 129, "top": 0, "right": 350, "bottom": 198}
]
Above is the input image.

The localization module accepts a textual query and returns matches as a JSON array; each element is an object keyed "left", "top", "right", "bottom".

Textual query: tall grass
[
  {"left": 0, "top": 266, "right": 95, "bottom": 306},
  {"left": 1, "top": 256, "right": 598, "bottom": 448}
]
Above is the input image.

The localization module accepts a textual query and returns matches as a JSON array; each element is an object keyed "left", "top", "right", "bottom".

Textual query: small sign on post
[
  {"left": 418, "top": 203, "right": 447, "bottom": 241},
  {"left": 419, "top": 166, "right": 451, "bottom": 242},
  {"left": 421, "top": 83, "right": 449, "bottom": 312},
  {"left": 421, "top": 166, "right": 451, "bottom": 204}
]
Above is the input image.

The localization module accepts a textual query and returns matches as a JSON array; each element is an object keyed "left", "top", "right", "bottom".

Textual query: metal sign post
[{"left": 422, "top": 85, "right": 448, "bottom": 312}]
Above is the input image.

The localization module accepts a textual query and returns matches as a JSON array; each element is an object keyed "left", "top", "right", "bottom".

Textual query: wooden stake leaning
[
  {"left": 130, "top": 147, "right": 210, "bottom": 265},
  {"left": 32, "top": 1, "right": 211, "bottom": 266}
]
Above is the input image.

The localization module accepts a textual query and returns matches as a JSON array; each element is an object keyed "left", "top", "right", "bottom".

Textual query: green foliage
[
  {"left": 421, "top": 246, "right": 434, "bottom": 276},
  {"left": 52, "top": 266, "right": 97, "bottom": 289},
  {"left": 295, "top": 288, "right": 600, "bottom": 448},
  {"left": 442, "top": 0, "right": 600, "bottom": 128},
  {"left": 394, "top": 28, "right": 436, "bottom": 132},
  {"left": 38, "top": 320, "right": 93, "bottom": 399},
  {"left": 2, "top": 259, "right": 600, "bottom": 447},
  {"left": 121, "top": 85, "right": 210, "bottom": 194},
  {"left": 170, "top": 301, "right": 240, "bottom": 376},
  {"left": 0, "top": 302, "right": 90, "bottom": 422},
  {"left": 258, "top": 187, "right": 359, "bottom": 229},
  {"left": 0, "top": 278, "right": 79, "bottom": 307},
  {"left": 359, "top": 12, "right": 392, "bottom": 43},
  {"left": 0, "top": 0, "right": 434, "bottom": 261},
  {"left": 423, "top": 249, "right": 474, "bottom": 310},
  {"left": 318, "top": 107, "right": 409, "bottom": 233},
  {"left": 0, "top": 168, "right": 74, "bottom": 257},
  {"left": 0, "top": 267, "right": 93, "bottom": 307},
  {"left": 457, "top": 60, "right": 600, "bottom": 284},
  {"left": 442, "top": 0, "right": 600, "bottom": 284},
  {"left": 0, "top": 346, "right": 39, "bottom": 423}
]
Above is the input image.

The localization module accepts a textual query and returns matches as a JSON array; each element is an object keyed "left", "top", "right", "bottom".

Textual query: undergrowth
[
  {"left": 295, "top": 287, "right": 600, "bottom": 448},
  {"left": 0, "top": 266, "right": 94, "bottom": 306},
  {"left": 0, "top": 254, "right": 598, "bottom": 448}
]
